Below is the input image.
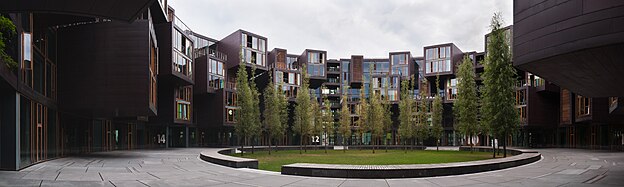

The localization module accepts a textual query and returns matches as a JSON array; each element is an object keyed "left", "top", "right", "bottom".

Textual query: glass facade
[
  {"left": 173, "top": 30, "right": 193, "bottom": 77},
  {"left": 241, "top": 33, "right": 266, "bottom": 67},
  {"left": 425, "top": 46, "right": 452, "bottom": 74}
]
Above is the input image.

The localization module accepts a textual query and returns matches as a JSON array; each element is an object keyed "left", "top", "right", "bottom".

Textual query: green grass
[{"left": 229, "top": 149, "right": 494, "bottom": 172}]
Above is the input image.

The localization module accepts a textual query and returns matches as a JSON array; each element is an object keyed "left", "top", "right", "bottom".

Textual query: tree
[
  {"left": 0, "top": 16, "right": 17, "bottom": 70},
  {"left": 293, "top": 64, "right": 313, "bottom": 154},
  {"left": 482, "top": 13, "right": 518, "bottom": 158},
  {"left": 398, "top": 76, "right": 414, "bottom": 153},
  {"left": 248, "top": 66, "right": 262, "bottom": 154},
  {"left": 367, "top": 65, "right": 384, "bottom": 154},
  {"left": 263, "top": 74, "right": 288, "bottom": 155},
  {"left": 320, "top": 93, "right": 335, "bottom": 153},
  {"left": 311, "top": 94, "right": 323, "bottom": 150},
  {"left": 455, "top": 55, "right": 480, "bottom": 153},
  {"left": 338, "top": 85, "right": 352, "bottom": 153},
  {"left": 356, "top": 82, "right": 369, "bottom": 149},
  {"left": 235, "top": 59, "right": 252, "bottom": 156},
  {"left": 399, "top": 77, "right": 415, "bottom": 153},
  {"left": 382, "top": 84, "right": 393, "bottom": 152},
  {"left": 431, "top": 76, "right": 444, "bottom": 151},
  {"left": 415, "top": 79, "right": 430, "bottom": 149}
]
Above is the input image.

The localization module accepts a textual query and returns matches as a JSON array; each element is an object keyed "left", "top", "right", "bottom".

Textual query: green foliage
[
  {"left": 481, "top": 13, "right": 519, "bottom": 142},
  {"left": 455, "top": 55, "right": 480, "bottom": 146},
  {"left": 293, "top": 64, "right": 313, "bottom": 150},
  {"left": 320, "top": 93, "right": 335, "bottom": 143},
  {"left": 431, "top": 76, "right": 444, "bottom": 145},
  {"left": 0, "top": 16, "right": 17, "bottom": 70},
  {"left": 235, "top": 59, "right": 252, "bottom": 147},
  {"left": 338, "top": 85, "right": 352, "bottom": 146},
  {"left": 356, "top": 81, "right": 369, "bottom": 142},
  {"left": 415, "top": 79, "right": 430, "bottom": 145},
  {"left": 248, "top": 66, "right": 262, "bottom": 144},
  {"left": 263, "top": 73, "right": 288, "bottom": 148},
  {"left": 311, "top": 94, "right": 323, "bottom": 138},
  {"left": 398, "top": 77, "right": 414, "bottom": 144}
]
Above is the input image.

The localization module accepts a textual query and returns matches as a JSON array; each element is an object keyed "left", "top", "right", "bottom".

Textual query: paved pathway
[{"left": 0, "top": 148, "right": 622, "bottom": 186}]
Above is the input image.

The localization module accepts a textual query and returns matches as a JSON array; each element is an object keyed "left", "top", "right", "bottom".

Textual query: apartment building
[{"left": 0, "top": 0, "right": 161, "bottom": 170}]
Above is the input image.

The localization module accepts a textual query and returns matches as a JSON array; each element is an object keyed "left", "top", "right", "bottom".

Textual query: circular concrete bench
[
  {"left": 281, "top": 146, "right": 541, "bottom": 178},
  {"left": 199, "top": 148, "right": 258, "bottom": 169},
  {"left": 199, "top": 146, "right": 540, "bottom": 179}
]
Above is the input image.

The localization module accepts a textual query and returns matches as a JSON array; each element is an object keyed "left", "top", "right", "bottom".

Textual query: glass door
[{"left": 33, "top": 103, "right": 45, "bottom": 162}]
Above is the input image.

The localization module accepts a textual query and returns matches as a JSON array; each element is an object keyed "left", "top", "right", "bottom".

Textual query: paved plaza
[{"left": 0, "top": 148, "right": 622, "bottom": 187}]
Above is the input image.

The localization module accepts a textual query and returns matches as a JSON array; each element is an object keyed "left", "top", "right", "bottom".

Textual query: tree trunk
[
  {"left": 240, "top": 136, "right": 245, "bottom": 157},
  {"left": 268, "top": 134, "right": 272, "bottom": 155},
  {"left": 385, "top": 135, "right": 388, "bottom": 153},
  {"left": 304, "top": 135, "right": 307, "bottom": 153},
  {"left": 492, "top": 136, "right": 496, "bottom": 158},
  {"left": 372, "top": 136, "right": 376, "bottom": 154},
  {"left": 251, "top": 137, "right": 255, "bottom": 154},
  {"left": 470, "top": 135, "right": 473, "bottom": 153},
  {"left": 404, "top": 140, "right": 407, "bottom": 153},
  {"left": 300, "top": 135, "right": 303, "bottom": 154},
  {"left": 503, "top": 131, "right": 507, "bottom": 158},
  {"left": 436, "top": 138, "right": 439, "bottom": 151},
  {"left": 324, "top": 133, "right": 328, "bottom": 154}
]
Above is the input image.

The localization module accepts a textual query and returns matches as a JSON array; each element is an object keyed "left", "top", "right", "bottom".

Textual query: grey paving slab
[
  {"left": 40, "top": 180, "right": 112, "bottom": 187},
  {"left": 338, "top": 179, "right": 389, "bottom": 187},
  {"left": 427, "top": 177, "right": 482, "bottom": 187},
  {"left": 0, "top": 148, "right": 621, "bottom": 187},
  {"left": 284, "top": 178, "right": 345, "bottom": 187},
  {"left": 56, "top": 171, "right": 102, "bottom": 181}
]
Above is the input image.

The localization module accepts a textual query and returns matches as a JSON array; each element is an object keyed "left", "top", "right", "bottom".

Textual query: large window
[
  {"left": 576, "top": 95, "right": 591, "bottom": 117},
  {"left": 286, "top": 56, "right": 298, "bottom": 70},
  {"left": 425, "top": 46, "right": 452, "bottom": 74},
  {"left": 208, "top": 59, "right": 224, "bottom": 89},
  {"left": 446, "top": 78, "right": 457, "bottom": 100},
  {"left": 173, "top": 31, "right": 193, "bottom": 77},
  {"left": 176, "top": 86, "right": 192, "bottom": 121},
  {"left": 150, "top": 43, "right": 157, "bottom": 107},
  {"left": 391, "top": 54, "right": 409, "bottom": 76},
  {"left": 22, "top": 32, "right": 32, "bottom": 87},
  {"left": 516, "top": 89, "right": 526, "bottom": 105}
]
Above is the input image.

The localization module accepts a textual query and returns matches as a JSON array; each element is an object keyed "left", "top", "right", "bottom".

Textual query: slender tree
[
  {"left": 415, "top": 79, "right": 430, "bottom": 149},
  {"left": 311, "top": 94, "right": 322, "bottom": 150},
  {"left": 320, "top": 93, "right": 335, "bottom": 153},
  {"left": 367, "top": 65, "right": 385, "bottom": 154},
  {"left": 263, "top": 73, "right": 288, "bottom": 155},
  {"left": 431, "top": 76, "right": 444, "bottom": 151},
  {"left": 293, "top": 64, "right": 313, "bottom": 154},
  {"left": 482, "top": 13, "right": 518, "bottom": 158},
  {"left": 398, "top": 76, "right": 414, "bottom": 153},
  {"left": 382, "top": 83, "right": 393, "bottom": 152},
  {"left": 235, "top": 58, "right": 252, "bottom": 156},
  {"left": 338, "top": 85, "right": 352, "bottom": 153},
  {"left": 455, "top": 55, "right": 480, "bottom": 153},
  {"left": 248, "top": 65, "right": 262, "bottom": 154},
  {"left": 356, "top": 81, "right": 369, "bottom": 150}
]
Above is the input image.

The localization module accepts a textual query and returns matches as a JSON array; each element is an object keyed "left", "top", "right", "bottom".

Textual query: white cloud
[{"left": 169, "top": 0, "right": 512, "bottom": 59}]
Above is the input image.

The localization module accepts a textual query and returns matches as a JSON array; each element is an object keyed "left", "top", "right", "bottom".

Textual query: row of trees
[{"left": 235, "top": 13, "right": 517, "bottom": 157}]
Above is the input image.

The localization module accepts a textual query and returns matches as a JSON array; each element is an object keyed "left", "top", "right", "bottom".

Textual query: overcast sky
[{"left": 169, "top": 0, "right": 512, "bottom": 59}]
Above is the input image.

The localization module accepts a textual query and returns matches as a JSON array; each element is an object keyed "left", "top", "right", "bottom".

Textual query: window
[
  {"left": 287, "top": 56, "right": 298, "bottom": 70},
  {"left": 226, "top": 91, "right": 236, "bottom": 106},
  {"left": 576, "top": 95, "right": 591, "bottom": 117},
  {"left": 425, "top": 46, "right": 452, "bottom": 74},
  {"left": 518, "top": 106, "right": 527, "bottom": 122},
  {"left": 226, "top": 108, "right": 236, "bottom": 122},
  {"left": 516, "top": 89, "right": 526, "bottom": 105},
  {"left": 446, "top": 79, "right": 457, "bottom": 100},
  {"left": 22, "top": 32, "right": 32, "bottom": 87},
  {"left": 150, "top": 44, "right": 157, "bottom": 106},
  {"left": 176, "top": 86, "right": 192, "bottom": 120}
]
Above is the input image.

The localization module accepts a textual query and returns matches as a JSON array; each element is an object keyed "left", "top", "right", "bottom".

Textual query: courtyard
[{"left": 0, "top": 148, "right": 622, "bottom": 187}]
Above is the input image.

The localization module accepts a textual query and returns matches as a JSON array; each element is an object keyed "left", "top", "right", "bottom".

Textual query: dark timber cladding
[
  {"left": 350, "top": 55, "right": 363, "bottom": 88},
  {"left": 57, "top": 20, "right": 156, "bottom": 118},
  {"left": 0, "top": 0, "right": 156, "bottom": 22},
  {"left": 513, "top": 0, "right": 624, "bottom": 97}
]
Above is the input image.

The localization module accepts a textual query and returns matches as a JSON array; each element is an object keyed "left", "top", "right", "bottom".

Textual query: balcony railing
[
  {"left": 195, "top": 47, "right": 227, "bottom": 62},
  {"left": 226, "top": 81, "right": 236, "bottom": 90},
  {"left": 327, "top": 78, "right": 340, "bottom": 83},
  {"left": 172, "top": 15, "right": 192, "bottom": 33},
  {"left": 208, "top": 79, "right": 224, "bottom": 90},
  {"left": 327, "top": 66, "right": 340, "bottom": 72},
  {"left": 516, "top": 80, "right": 529, "bottom": 88}
]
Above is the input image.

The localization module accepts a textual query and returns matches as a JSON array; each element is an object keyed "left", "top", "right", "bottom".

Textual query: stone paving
[{"left": 0, "top": 148, "right": 622, "bottom": 186}]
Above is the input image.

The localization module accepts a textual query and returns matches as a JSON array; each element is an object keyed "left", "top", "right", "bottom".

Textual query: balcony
[
  {"left": 172, "top": 15, "right": 192, "bottom": 33},
  {"left": 327, "top": 66, "right": 341, "bottom": 74},
  {"left": 195, "top": 47, "right": 227, "bottom": 62},
  {"left": 225, "top": 81, "right": 236, "bottom": 90}
]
